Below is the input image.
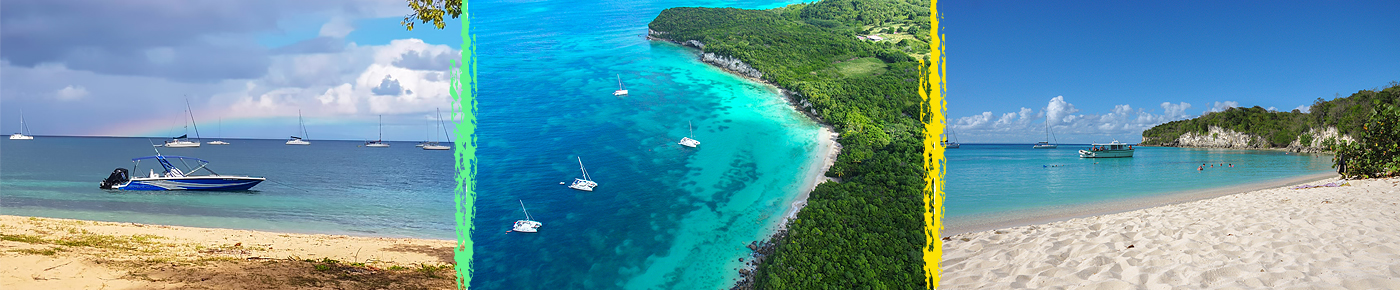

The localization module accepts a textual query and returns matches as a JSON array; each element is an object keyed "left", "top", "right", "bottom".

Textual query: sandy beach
[
  {"left": 782, "top": 124, "right": 841, "bottom": 229},
  {"left": 940, "top": 176, "right": 1400, "bottom": 289},
  {"left": 0, "top": 215, "right": 457, "bottom": 289}
]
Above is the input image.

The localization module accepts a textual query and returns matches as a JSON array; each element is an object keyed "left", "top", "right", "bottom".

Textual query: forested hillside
[
  {"left": 1142, "top": 83, "right": 1400, "bottom": 148},
  {"left": 650, "top": 1, "right": 931, "bottom": 288}
]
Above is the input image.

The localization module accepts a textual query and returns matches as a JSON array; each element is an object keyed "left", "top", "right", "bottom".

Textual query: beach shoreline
[
  {"left": 0, "top": 215, "right": 457, "bottom": 289},
  {"left": 943, "top": 171, "right": 1339, "bottom": 236},
  {"left": 941, "top": 176, "right": 1400, "bottom": 288},
  {"left": 648, "top": 35, "right": 847, "bottom": 289}
]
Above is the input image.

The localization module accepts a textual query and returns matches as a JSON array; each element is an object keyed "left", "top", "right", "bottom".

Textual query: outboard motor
[{"left": 99, "top": 168, "right": 130, "bottom": 189}]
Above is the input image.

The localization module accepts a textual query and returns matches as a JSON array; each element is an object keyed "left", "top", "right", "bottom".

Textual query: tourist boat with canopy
[{"left": 1079, "top": 141, "right": 1135, "bottom": 158}]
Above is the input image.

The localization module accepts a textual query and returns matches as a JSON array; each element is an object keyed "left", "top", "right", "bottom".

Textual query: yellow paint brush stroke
[{"left": 918, "top": 0, "right": 946, "bottom": 288}]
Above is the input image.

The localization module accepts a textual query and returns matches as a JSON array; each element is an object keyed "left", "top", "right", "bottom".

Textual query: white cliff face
[
  {"left": 1177, "top": 126, "right": 1269, "bottom": 149},
  {"left": 1162, "top": 126, "right": 1353, "bottom": 152},
  {"left": 1287, "top": 127, "right": 1356, "bottom": 153},
  {"left": 700, "top": 53, "right": 762, "bottom": 79}
]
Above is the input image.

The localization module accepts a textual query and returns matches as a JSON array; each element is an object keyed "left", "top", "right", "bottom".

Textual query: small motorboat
[{"left": 100, "top": 150, "right": 265, "bottom": 191}]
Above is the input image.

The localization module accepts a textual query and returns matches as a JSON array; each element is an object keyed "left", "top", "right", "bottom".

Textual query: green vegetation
[
  {"left": 1, "top": 233, "right": 46, "bottom": 244},
  {"left": 1330, "top": 102, "right": 1400, "bottom": 178},
  {"left": 651, "top": 1, "right": 928, "bottom": 288},
  {"left": 1142, "top": 83, "right": 1400, "bottom": 148}
]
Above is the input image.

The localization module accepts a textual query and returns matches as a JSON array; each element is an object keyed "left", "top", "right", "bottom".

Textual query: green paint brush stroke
[{"left": 453, "top": 2, "right": 478, "bottom": 289}]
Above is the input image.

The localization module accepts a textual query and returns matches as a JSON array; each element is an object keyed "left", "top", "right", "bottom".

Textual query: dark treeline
[{"left": 650, "top": 1, "right": 930, "bottom": 289}]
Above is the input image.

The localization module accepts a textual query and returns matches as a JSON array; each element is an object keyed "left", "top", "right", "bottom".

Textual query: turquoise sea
[{"left": 943, "top": 144, "right": 1336, "bottom": 231}]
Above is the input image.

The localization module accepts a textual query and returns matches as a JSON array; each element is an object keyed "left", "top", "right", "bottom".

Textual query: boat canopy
[{"left": 130, "top": 156, "right": 209, "bottom": 163}]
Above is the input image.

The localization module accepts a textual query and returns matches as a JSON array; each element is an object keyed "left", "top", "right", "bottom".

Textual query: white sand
[
  {"left": 941, "top": 177, "right": 1400, "bottom": 289},
  {"left": 779, "top": 124, "right": 840, "bottom": 231}
]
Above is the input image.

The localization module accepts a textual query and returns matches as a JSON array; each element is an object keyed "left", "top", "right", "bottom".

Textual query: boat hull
[
  {"left": 1079, "top": 149, "right": 1134, "bottom": 158},
  {"left": 207, "top": 141, "right": 230, "bottom": 145},
  {"left": 1033, "top": 144, "right": 1058, "bottom": 149},
  {"left": 365, "top": 143, "right": 390, "bottom": 147},
  {"left": 116, "top": 176, "right": 265, "bottom": 191},
  {"left": 423, "top": 145, "right": 449, "bottom": 150},
  {"left": 9, "top": 134, "right": 33, "bottom": 140},
  {"left": 943, "top": 142, "right": 960, "bottom": 148},
  {"left": 164, "top": 141, "right": 201, "bottom": 148},
  {"left": 286, "top": 140, "right": 310, "bottom": 145}
]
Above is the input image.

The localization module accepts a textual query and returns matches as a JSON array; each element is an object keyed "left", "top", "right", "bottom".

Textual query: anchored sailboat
[
  {"left": 365, "top": 115, "right": 389, "bottom": 147},
  {"left": 567, "top": 157, "right": 598, "bottom": 191},
  {"left": 9, "top": 110, "right": 34, "bottom": 140},
  {"left": 286, "top": 110, "right": 311, "bottom": 145},
  {"left": 423, "top": 109, "right": 451, "bottom": 150},
  {"left": 1033, "top": 115, "right": 1058, "bottom": 149},
  {"left": 942, "top": 119, "right": 961, "bottom": 149},
  {"left": 164, "top": 99, "right": 202, "bottom": 148},
  {"left": 510, "top": 200, "right": 543, "bottom": 233},
  {"left": 612, "top": 74, "right": 629, "bottom": 96},
  {"left": 678, "top": 120, "right": 700, "bottom": 148},
  {"left": 208, "top": 118, "right": 230, "bottom": 145}
]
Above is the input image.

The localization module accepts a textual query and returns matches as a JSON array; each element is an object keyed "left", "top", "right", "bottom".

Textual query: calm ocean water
[{"left": 944, "top": 144, "right": 1336, "bottom": 223}]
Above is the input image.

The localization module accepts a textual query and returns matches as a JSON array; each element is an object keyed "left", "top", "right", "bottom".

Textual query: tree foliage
[
  {"left": 650, "top": 1, "right": 929, "bottom": 288},
  {"left": 1330, "top": 102, "right": 1400, "bottom": 178},
  {"left": 400, "top": 0, "right": 462, "bottom": 30},
  {"left": 1142, "top": 83, "right": 1400, "bottom": 148}
]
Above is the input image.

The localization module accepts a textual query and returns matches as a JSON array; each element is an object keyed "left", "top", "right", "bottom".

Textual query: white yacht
[
  {"left": 286, "top": 110, "right": 311, "bottom": 145},
  {"left": 9, "top": 110, "right": 34, "bottom": 140}
]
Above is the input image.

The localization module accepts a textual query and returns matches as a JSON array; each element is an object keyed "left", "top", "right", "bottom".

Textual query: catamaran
[
  {"left": 510, "top": 200, "right": 543, "bottom": 233},
  {"left": 1033, "top": 115, "right": 1058, "bottom": 149},
  {"left": 164, "top": 100, "right": 203, "bottom": 148},
  {"left": 678, "top": 120, "right": 700, "bottom": 148},
  {"left": 365, "top": 115, "right": 389, "bottom": 147},
  {"left": 99, "top": 148, "right": 265, "bottom": 191},
  {"left": 568, "top": 156, "right": 598, "bottom": 191},
  {"left": 612, "top": 74, "right": 629, "bottom": 96},
  {"left": 1079, "top": 141, "right": 1135, "bottom": 158},
  {"left": 9, "top": 110, "right": 34, "bottom": 140},
  {"left": 286, "top": 110, "right": 311, "bottom": 145},
  {"left": 423, "top": 108, "right": 451, "bottom": 150},
  {"left": 208, "top": 118, "right": 230, "bottom": 145}
]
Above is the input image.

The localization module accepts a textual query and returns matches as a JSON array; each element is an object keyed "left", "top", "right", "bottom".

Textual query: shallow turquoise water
[{"left": 943, "top": 144, "right": 1336, "bottom": 222}]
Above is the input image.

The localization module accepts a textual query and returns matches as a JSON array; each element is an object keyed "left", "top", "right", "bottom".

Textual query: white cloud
[
  {"left": 222, "top": 39, "right": 458, "bottom": 118},
  {"left": 54, "top": 85, "right": 88, "bottom": 101},
  {"left": 1294, "top": 104, "right": 1311, "bottom": 113},
  {"left": 953, "top": 96, "right": 1199, "bottom": 143},
  {"left": 1046, "top": 96, "right": 1078, "bottom": 125},
  {"left": 1160, "top": 102, "right": 1191, "bottom": 120},
  {"left": 1206, "top": 101, "right": 1239, "bottom": 113},
  {"left": 319, "top": 17, "right": 355, "bottom": 38}
]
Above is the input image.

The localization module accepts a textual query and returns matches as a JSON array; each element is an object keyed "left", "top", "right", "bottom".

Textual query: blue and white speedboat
[{"left": 100, "top": 152, "right": 265, "bottom": 191}]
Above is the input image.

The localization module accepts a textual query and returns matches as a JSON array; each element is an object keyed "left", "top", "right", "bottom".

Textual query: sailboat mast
[
  {"left": 378, "top": 115, "right": 383, "bottom": 141},
  {"left": 519, "top": 200, "right": 532, "bottom": 221},
  {"left": 577, "top": 156, "right": 590, "bottom": 181},
  {"left": 437, "top": 108, "right": 452, "bottom": 143},
  {"left": 689, "top": 120, "right": 693, "bottom": 138},
  {"left": 185, "top": 98, "right": 202, "bottom": 142}
]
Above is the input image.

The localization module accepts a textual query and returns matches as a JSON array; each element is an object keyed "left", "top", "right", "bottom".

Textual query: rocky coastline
[{"left": 1141, "top": 126, "right": 1351, "bottom": 154}]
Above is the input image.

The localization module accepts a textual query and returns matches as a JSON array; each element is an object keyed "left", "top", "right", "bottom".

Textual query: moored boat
[
  {"left": 99, "top": 151, "right": 265, "bottom": 191},
  {"left": 1079, "top": 141, "right": 1135, "bottom": 158}
]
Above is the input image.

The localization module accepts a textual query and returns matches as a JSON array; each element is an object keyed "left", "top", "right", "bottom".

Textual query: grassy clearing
[{"left": 832, "top": 57, "right": 888, "bottom": 77}]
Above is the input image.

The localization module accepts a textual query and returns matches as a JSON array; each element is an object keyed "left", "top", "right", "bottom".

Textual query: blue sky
[
  {"left": 943, "top": 0, "right": 1399, "bottom": 143},
  {"left": 1, "top": 0, "right": 461, "bottom": 141}
]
